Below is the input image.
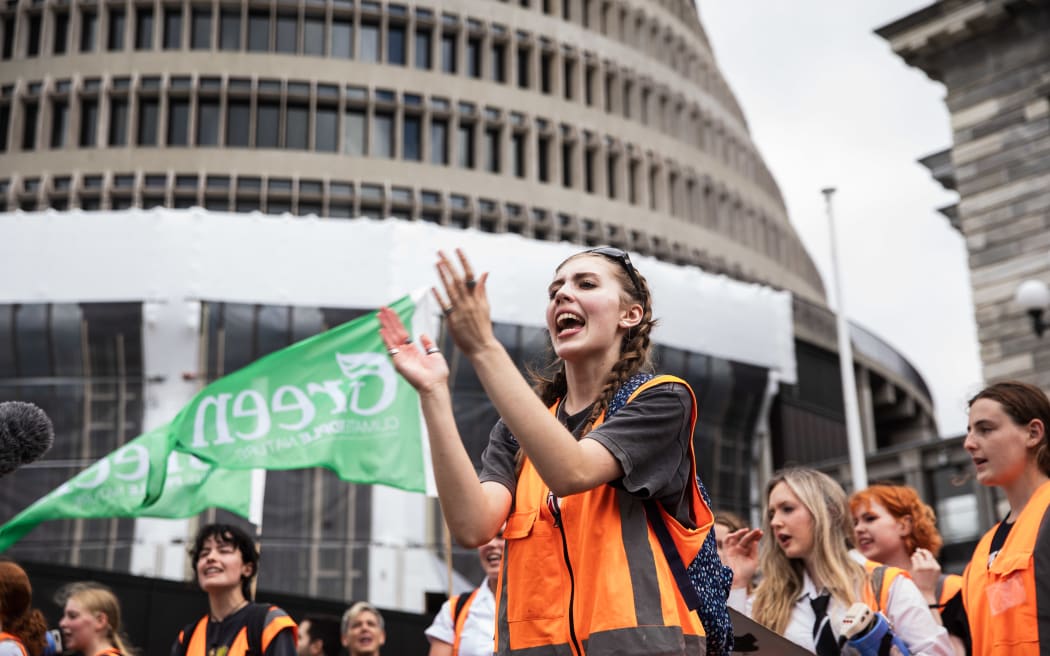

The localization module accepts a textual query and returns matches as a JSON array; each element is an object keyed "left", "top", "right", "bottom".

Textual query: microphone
[{"left": 0, "top": 401, "right": 55, "bottom": 476}]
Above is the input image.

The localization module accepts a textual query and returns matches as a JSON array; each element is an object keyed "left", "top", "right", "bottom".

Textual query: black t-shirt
[
  {"left": 479, "top": 381, "right": 696, "bottom": 527},
  {"left": 170, "top": 602, "right": 297, "bottom": 656},
  {"left": 940, "top": 589, "right": 972, "bottom": 655}
]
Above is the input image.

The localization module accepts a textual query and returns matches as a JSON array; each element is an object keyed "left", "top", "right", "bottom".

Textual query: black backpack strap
[
  {"left": 644, "top": 500, "right": 702, "bottom": 611},
  {"left": 452, "top": 592, "right": 473, "bottom": 625},
  {"left": 245, "top": 603, "right": 272, "bottom": 656}
]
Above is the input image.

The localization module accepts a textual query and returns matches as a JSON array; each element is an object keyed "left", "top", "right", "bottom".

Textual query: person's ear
[
  {"left": 897, "top": 515, "right": 912, "bottom": 537},
  {"left": 1026, "top": 419, "right": 1045, "bottom": 447},
  {"left": 619, "top": 303, "right": 643, "bottom": 329}
]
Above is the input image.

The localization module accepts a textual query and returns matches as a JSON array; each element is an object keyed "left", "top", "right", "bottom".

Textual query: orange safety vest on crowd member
[
  {"left": 494, "top": 375, "right": 713, "bottom": 656},
  {"left": 861, "top": 559, "right": 909, "bottom": 612},
  {"left": 176, "top": 604, "right": 297, "bottom": 656},
  {"left": 963, "top": 479, "right": 1050, "bottom": 655},
  {"left": 449, "top": 589, "right": 481, "bottom": 656},
  {"left": 0, "top": 633, "right": 27, "bottom": 656}
]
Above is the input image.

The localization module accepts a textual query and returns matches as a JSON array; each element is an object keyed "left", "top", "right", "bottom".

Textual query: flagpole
[
  {"left": 249, "top": 468, "right": 266, "bottom": 600},
  {"left": 822, "top": 187, "right": 868, "bottom": 490}
]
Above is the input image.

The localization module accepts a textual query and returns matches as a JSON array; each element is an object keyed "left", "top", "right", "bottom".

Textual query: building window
[
  {"left": 26, "top": 13, "right": 41, "bottom": 56},
  {"left": 285, "top": 102, "right": 309, "bottom": 149},
  {"left": 606, "top": 152, "right": 617, "bottom": 199},
  {"left": 359, "top": 22, "right": 379, "bottom": 61},
  {"left": 403, "top": 114, "right": 420, "bottom": 160},
  {"left": 218, "top": 8, "right": 240, "bottom": 49},
  {"left": 256, "top": 100, "right": 279, "bottom": 148},
  {"left": 387, "top": 24, "right": 405, "bottom": 64},
  {"left": 247, "top": 10, "right": 269, "bottom": 51},
  {"left": 52, "top": 12, "right": 69, "bottom": 54},
  {"left": 315, "top": 105, "right": 337, "bottom": 152},
  {"left": 456, "top": 123, "right": 473, "bottom": 168},
  {"left": 332, "top": 18, "right": 352, "bottom": 57},
  {"left": 191, "top": 6, "right": 211, "bottom": 49},
  {"left": 430, "top": 118, "right": 448, "bottom": 164},
  {"left": 21, "top": 100, "right": 38, "bottom": 150},
  {"left": 414, "top": 28, "right": 430, "bottom": 68},
  {"left": 561, "top": 140, "right": 573, "bottom": 188},
  {"left": 563, "top": 58, "right": 574, "bottom": 100},
  {"left": 372, "top": 112, "right": 393, "bottom": 157},
  {"left": 440, "top": 32, "right": 455, "bottom": 73},
  {"left": 163, "top": 7, "right": 181, "bottom": 49},
  {"left": 167, "top": 98, "right": 190, "bottom": 145},
  {"left": 49, "top": 100, "right": 68, "bottom": 148},
  {"left": 344, "top": 108, "right": 365, "bottom": 155},
  {"left": 1, "top": 15, "right": 12, "bottom": 59},
  {"left": 516, "top": 45, "right": 530, "bottom": 89},
  {"left": 108, "top": 97, "right": 128, "bottom": 145},
  {"left": 537, "top": 134, "right": 549, "bottom": 182},
  {"left": 108, "top": 8, "right": 125, "bottom": 50},
  {"left": 466, "top": 36, "right": 480, "bottom": 78},
  {"left": 197, "top": 98, "right": 219, "bottom": 145},
  {"left": 226, "top": 99, "right": 250, "bottom": 146},
  {"left": 303, "top": 15, "right": 324, "bottom": 56},
  {"left": 275, "top": 12, "right": 296, "bottom": 53},
  {"left": 491, "top": 42, "right": 505, "bottom": 82},
  {"left": 540, "top": 51, "right": 552, "bottom": 94},
  {"left": 512, "top": 132, "right": 525, "bottom": 178},
  {"left": 135, "top": 6, "right": 153, "bottom": 49},
  {"left": 137, "top": 97, "right": 158, "bottom": 145},
  {"left": 584, "top": 148, "right": 595, "bottom": 193},
  {"left": 80, "top": 10, "right": 98, "bottom": 52},
  {"left": 484, "top": 126, "right": 500, "bottom": 173},
  {"left": 79, "top": 98, "right": 98, "bottom": 146}
]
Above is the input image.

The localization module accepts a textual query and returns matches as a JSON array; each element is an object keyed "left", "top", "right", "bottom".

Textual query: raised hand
[
  {"left": 910, "top": 547, "right": 943, "bottom": 603},
  {"left": 432, "top": 249, "right": 495, "bottom": 357},
  {"left": 722, "top": 527, "right": 763, "bottom": 589},
  {"left": 377, "top": 306, "right": 449, "bottom": 393}
]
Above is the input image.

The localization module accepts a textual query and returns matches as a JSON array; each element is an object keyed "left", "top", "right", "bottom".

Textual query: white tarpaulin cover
[{"left": 5, "top": 208, "right": 796, "bottom": 382}]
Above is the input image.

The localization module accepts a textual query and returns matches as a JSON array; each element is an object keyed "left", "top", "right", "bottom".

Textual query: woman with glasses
[{"left": 379, "top": 247, "right": 717, "bottom": 656}]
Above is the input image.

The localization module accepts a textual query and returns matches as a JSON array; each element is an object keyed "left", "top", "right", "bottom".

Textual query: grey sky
[{"left": 697, "top": 1, "right": 983, "bottom": 436}]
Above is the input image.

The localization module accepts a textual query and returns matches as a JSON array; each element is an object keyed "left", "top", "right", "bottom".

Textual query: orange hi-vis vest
[
  {"left": 861, "top": 559, "right": 909, "bottom": 612},
  {"left": 936, "top": 573, "right": 962, "bottom": 610},
  {"left": 494, "top": 375, "right": 713, "bottom": 656},
  {"left": 179, "top": 605, "right": 297, "bottom": 656},
  {"left": 0, "top": 633, "right": 27, "bottom": 656},
  {"left": 963, "top": 479, "right": 1050, "bottom": 655},
  {"left": 449, "top": 589, "right": 481, "bottom": 656}
]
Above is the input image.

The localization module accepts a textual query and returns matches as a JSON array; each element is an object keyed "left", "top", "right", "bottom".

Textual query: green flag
[
  {"left": 163, "top": 294, "right": 430, "bottom": 494},
  {"left": 0, "top": 422, "right": 251, "bottom": 552}
]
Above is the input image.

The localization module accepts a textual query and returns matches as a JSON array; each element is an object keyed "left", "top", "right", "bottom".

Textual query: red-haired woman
[
  {"left": 850, "top": 484, "right": 969, "bottom": 654},
  {"left": 0, "top": 561, "right": 47, "bottom": 656}
]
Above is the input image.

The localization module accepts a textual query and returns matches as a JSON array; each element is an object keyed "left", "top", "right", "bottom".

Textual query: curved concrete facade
[{"left": 0, "top": 0, "right": 825, "bottom": 303}]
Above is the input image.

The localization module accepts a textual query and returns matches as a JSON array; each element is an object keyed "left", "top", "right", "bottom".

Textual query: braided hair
[{"left": 530, "top": 250, "right": 657, "bottom": 436}]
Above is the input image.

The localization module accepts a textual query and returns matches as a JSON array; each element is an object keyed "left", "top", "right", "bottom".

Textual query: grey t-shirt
[{"left": 479, "top": 381, "right": 696, "bottom": 527}]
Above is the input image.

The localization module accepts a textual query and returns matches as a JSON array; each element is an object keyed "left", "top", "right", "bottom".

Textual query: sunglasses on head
[{"left": 582, "top": 246, "right": 644, "bottom": 299}]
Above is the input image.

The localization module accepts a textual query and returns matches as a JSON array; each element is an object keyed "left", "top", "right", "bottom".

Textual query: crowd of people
[{"left": 1, "top": 247, "right": 1047, "bottom": 656}]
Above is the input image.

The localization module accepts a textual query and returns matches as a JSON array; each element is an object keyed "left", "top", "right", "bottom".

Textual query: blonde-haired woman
[
  {"left": 723, "top": 467, "right": 953, "bottom": 655},
  {"left": 58, "top": 582, "right": 134, "bottom": 656}
]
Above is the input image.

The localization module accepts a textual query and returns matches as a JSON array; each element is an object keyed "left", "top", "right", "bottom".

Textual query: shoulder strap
[
  {"left": 176, "top": 616, "right": 208, "bottom": 656},
  {"left": 0, "top": 635, "right": 29, "bottom": 656},
  {"left": 245, "top": 603, "right": 272, "bottom": 656},
  {"left": 869, "top": 564, "right": 887, "bottom": 613},
  {"left": 644, "top": 499, "right": 703, "bottom": 611},
  {"left": 451, "top": 591, "right": 475, "bottom": 625}
]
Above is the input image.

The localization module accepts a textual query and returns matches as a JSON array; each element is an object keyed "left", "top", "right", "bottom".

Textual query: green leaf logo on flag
[
  {"left": 0, "top": 423, "right": 251, "bottom": 553},
  {"left": 166, "top": 294, "right": 429, "bottom": 494}
]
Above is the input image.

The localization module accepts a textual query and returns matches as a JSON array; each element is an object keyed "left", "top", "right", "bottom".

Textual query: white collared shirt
[
  {"left": 425, "top": 581, "right": 496, "bottom": 656},
  {"left": 727, "top": 551, "right": 953, "bottom": 656}
]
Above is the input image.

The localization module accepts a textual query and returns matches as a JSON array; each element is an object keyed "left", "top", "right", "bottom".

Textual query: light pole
[
  {"left": 822, "top": 187, "right": 868, "bottom": 491},
  {"left": 1015, "top": 279, "right": 1050, "bottom": 337}
]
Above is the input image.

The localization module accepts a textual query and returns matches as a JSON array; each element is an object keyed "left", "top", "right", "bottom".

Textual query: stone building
[{"left": 877, "top": 0, "right": 1050, "bottom": 391}]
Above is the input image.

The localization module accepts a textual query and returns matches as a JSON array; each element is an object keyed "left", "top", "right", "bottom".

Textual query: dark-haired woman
[
  {"left": 0, "top": 561, "right": 47, "bottom": 656},
  {"left": 379, "top": 247, "right": 716, "bottom": 655},
  {"left": 962, "top": 381, "right": 1050, "bottom": 655},
  {"left": 170, "top": 523, "right": 297, "bottom": 656}
]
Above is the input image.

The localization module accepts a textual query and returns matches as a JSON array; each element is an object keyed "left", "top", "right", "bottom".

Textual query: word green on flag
[
  {"left": 0, "top": 423, "right": 251, "bottom": 553},
  {"left": 165, "top": 294, "right": 429, "bottom": 494}
]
